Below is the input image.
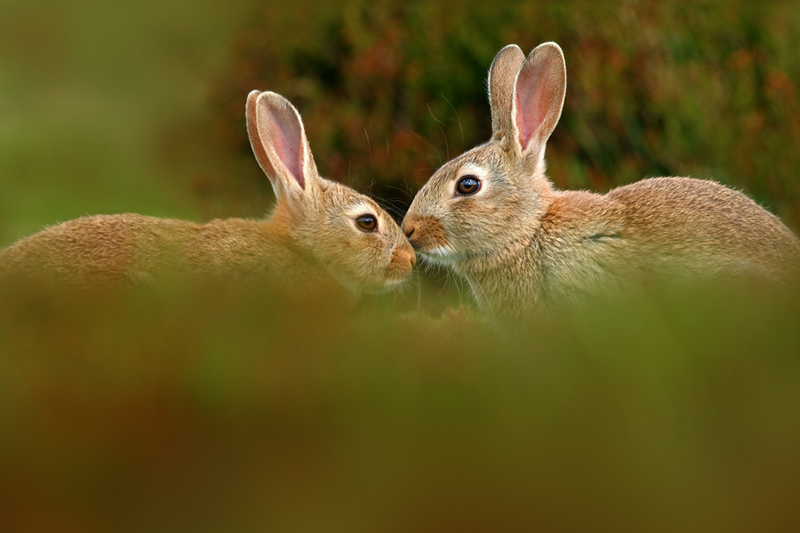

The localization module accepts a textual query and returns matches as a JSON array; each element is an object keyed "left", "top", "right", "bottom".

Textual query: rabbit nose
[
  {"left": 402, "top": 215, "right": 448, "bottom": 251},
  {"left": 402, "top": 218, "right": 419, "bottom": 242},
  {"left": 394, "top": 244, "right": 416, "bottom": 267}
]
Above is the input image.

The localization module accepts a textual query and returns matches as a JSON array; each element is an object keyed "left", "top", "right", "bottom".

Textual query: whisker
[
  {"left": 364, "top": 128, "right": 373, "bottom": 180},
  {"left": 428, "top": 104, "right": 450, "bottom": 161},
  {"left": 411, "top": 130, "right": 442, "bottom": 167},
  {"left": 380, "top": 199, "right": 407, "bottom": 210},
  {"left": 386, "top": 183, "right": 413, "bottom": 197},
  {"left": 382, "top": 206, "right": 407, "bottom": 218},
  {"left": 441, "top": 93, "right": 464, "bottom": 153},
  {"left": 347, "top": 160, "right": 353, "bottom": 187},
  {"left": 417, "top": 269, "right": 422, "bottom": 311},
  {"left": 383, "top": 207, "right": 405, "bottom": 220},
  {"left": 383, "top": 138, "right": 390, "bottom": 177},
  {"left": 439, "top": 270, "right": 451, "bottom": 300},
  {"left": 469, "top": 276, "right": 494, "bottom": 317},
  {"left": 455, "top": 274, "right": 467, "bottom": 305}
]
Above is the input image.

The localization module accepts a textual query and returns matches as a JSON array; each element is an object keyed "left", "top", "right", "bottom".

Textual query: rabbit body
[
  {"left": 0, "top": 92, "right": 415, "bottom": 291},
  {"left": 449, "top": 176, "right": 799, "bottom": 318},
  {"left": 0, "top": 208, "right": 307, "bottom": 287},
  {"left": 402, "top": 43, "right": 799, "bottom": 320}
]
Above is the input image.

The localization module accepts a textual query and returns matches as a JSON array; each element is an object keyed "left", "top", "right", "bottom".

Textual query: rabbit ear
[
  {"left": 511, "top": 42, "right": 566, "bottom": 162},
  {"left": 246, "top": 90, "right": 319, "bottom": 202},
  {"left": 489, "top": 44, "right": 525, "bottom": 137}
]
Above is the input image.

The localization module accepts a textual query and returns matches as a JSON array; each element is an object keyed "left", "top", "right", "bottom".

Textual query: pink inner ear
[
  {"left": 516, "top": 63, "right": 552, "bottom": 150},
  {"left": 257, "top": 99, "right": 306, "bottom": 189},
  {"left": 273, "top": 125, "right": 305, "bottom": 189}
]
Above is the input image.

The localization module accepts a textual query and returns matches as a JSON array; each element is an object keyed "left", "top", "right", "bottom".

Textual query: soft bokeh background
[{"left": 1, "top": 1, "right": 800, "bottom": 531}]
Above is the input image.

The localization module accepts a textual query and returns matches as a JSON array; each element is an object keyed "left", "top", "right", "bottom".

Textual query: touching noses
[
  {"left": 401, "top": 218, "right": 419, "bottom": 247},
  {"left": 401, "top": 215, "right": 447, "bottom": 251}
]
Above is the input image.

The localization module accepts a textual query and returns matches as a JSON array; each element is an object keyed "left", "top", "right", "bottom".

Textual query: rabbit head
[
  {"left": 247, "top": 91, "right": 415, "bottom": 291},
  {"left": 402, "top": 43, "right": 566, "bottom": 267}
]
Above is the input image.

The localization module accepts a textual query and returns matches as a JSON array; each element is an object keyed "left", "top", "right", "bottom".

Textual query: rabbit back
[
  {"left": 460, "top": 178, "right": 799, "bottom": 317},
  {"left": 0, "top": 213, "right": 296, "bottom": 286},
  {"left": 606, "top": 177, "right": 800, "bottom": 279}
]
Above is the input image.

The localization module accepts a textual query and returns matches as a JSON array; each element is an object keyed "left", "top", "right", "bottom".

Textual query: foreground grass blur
[{"left": 1, "top": 277, "right": 798, "bottom": 531}]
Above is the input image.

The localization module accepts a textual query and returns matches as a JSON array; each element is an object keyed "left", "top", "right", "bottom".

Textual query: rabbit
[
  {"left": 401, "top": 42, "right": 800, "bottom": 320},
  {"left": 0, "top": 91, "right": 415, "bottom": 292}
]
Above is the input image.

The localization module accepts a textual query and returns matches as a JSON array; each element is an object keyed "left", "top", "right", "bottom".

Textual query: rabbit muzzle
[
  {"left": 401, "top": 215, "right": 449, "bottom": 251},
  {"left": 384, "top": 243, "right": 416, "bottom": 283}
]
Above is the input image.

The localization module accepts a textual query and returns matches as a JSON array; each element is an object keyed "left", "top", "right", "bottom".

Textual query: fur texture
[
  {"left": 0, "top": 91, "right": 415, "bottom": 291},
  {"left": 402, "top": 42, "right": 800, "bottom": 320}
]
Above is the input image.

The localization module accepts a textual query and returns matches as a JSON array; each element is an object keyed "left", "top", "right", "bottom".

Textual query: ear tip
[
  {"left": 540, "top": 41, "right": 562, "bottom": 48},
  {"left": 534, "top": 42, "right": 565, "bottom": 59},
  {"left": 256, "top": 91, "right": 301, "bottom": 117},
  {"left": 246, "top": 90, "right": 261, "bottom": 110},
  {"left": 522, "top": 42, "right": 566, "bottom": 75},
  {"left": 258, "top": 91, "right": 287, "bottom": 104},
  {"left": 501, "top": 43, "right": 524, "bottom": 54},
  {"left": 256, "top": 91, "right": 275, "bottom": 107},
  {"left": 494, "top": 43, "right": 525, "bottom": 63}
]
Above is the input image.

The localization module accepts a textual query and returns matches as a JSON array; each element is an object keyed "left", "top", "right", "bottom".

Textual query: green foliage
[{"left": 188, "top": 3, "right": 800, "bottom": 230}]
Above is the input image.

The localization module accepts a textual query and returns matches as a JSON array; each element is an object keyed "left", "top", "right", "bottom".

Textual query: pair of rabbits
[{"left": 2, "top": 42, "right": 798, "bottom": 318}]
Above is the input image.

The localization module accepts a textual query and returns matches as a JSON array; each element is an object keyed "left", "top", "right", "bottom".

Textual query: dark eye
[
  {"left": 456, "top": 175, "right": 481, "bottom": 196},
  {"left": 355, "top": 214, "right": 377, "bottom": 232}
]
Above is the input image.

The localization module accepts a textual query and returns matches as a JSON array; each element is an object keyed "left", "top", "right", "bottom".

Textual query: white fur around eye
[
  {"left": 344, "top": 202, "right": 377, "bottom": 220},
  {"left": 345, "top": 203, "right": 379, "bottom": 231},
  {"left": 455, "top": 163, "right": 488, "bottom": 181},
  {"left": 452, "top": 163, "right": 489, "bottom": 196}
]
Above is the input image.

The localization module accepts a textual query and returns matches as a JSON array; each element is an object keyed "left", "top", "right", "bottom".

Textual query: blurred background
[
  {"left": 2, "top": 1, "right": 800, "bottom": 531},
  {"left": 2, "top": 1, "right": 799, "bottom": 242}
]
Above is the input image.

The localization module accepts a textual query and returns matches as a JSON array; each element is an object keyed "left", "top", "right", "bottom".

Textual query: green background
[{"left": 3, "top": 2, "right": 799, "bottom": 242}]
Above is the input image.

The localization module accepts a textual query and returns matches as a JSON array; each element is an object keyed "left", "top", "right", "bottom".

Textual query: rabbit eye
[
  {"left": 355, "top": 214, "right": 378, "bottom": 232},
  {"left": 456, "top": 175, "right": 481, "bottom": 196}
]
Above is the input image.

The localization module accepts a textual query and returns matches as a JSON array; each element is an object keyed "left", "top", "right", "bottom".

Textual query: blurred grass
[
  {"left": 0, "top": 0, "right": 251, "bottom": 242},
  {"left": 1, "top": 1, "right": 800, "bottom": 531},
  {"left": 1, "top": 280, "right": 799, "bottom": 531}
]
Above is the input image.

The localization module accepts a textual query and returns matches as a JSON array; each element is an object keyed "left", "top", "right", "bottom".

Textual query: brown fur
[
  {"left": 402, "top": 42, "right": 800, "bottom": 321},
  {"left": 403, "top": 216, "right": 448, "bottom": 252},
  {"left": 0, "top": 92, "right": 415, "bottom": 291}
]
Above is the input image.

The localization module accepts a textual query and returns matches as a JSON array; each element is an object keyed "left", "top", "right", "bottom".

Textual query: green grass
[{"left": 1, "top": 279, "right": 799, "bottom": 531}]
